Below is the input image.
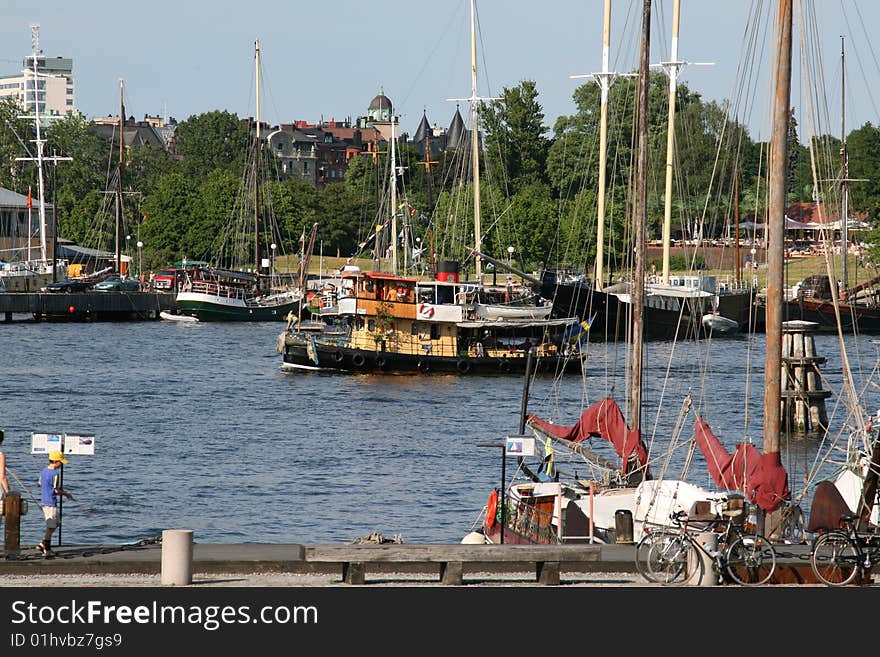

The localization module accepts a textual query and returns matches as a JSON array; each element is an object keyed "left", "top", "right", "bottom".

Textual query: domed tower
[{"left": 367, "top": 87, "right": 393, "bottom": 124}]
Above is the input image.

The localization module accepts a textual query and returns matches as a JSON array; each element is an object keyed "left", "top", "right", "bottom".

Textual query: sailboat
[
  {"left": 175, "top": 40, "right": 301, "bottom": 322},
  {"left": 472, "top": 0, "right": 801, "bottom": 550},
  {"left": 0, "top": 26, "right": 69, "bottom": 292}
]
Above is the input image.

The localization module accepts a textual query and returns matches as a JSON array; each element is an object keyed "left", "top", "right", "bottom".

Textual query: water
[{"left": 1, "top": 318, "right": 878, "bottom": 546}]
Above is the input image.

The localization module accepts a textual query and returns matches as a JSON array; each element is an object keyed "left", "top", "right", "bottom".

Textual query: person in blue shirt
[{"left": 37, "top": 451, "right": 73, "bottom": 558}]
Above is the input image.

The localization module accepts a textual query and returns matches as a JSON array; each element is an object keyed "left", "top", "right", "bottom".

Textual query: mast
[
  {"left": 734, "top": 167, "right": 741, "bottom": 285},
  {"left": 469, "top": 0, "right": 483, "bottom": 283},
  {"left": 254, "top": 39, "right": 262, "bottom": 277},
  {"left": 390, "top": 116, "right": 398, "bottom": 274},
  {"left": 764, "top": 0, "right": 792, "bottom": 530},
  {"left": 31, "top": 26, "right": 49, "bottom": 265},
  {"left": 116, "top": 79, "right": 124, "bottom": 274},
  {"left": 840, "top": 35, "right": 848, "bottom": 291},
  {"left": 594, "top": 0, "right": 612, "bottom": 290},
  {"left": 660, "top": 0, "right": 681, "bottom": 285},
  {"left": 630, "top": 0, "right": 651, "bottom": 434}
]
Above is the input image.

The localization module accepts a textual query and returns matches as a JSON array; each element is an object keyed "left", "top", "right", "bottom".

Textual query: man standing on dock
[{"left": 37, "top": 451, "right": 73, "bottom": 558}]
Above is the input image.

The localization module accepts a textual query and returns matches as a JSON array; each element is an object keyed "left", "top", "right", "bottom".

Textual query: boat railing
[
  {"left": 190, "top": 280, "right": 249, "bottom": 300},
  {"left": 502, "top": 496, "right": 560, "bottom": 544}
]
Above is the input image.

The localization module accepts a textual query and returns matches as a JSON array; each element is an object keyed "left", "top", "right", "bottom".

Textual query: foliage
[{"left": 173, "top": 110, "right": 249, "bottom": 181}]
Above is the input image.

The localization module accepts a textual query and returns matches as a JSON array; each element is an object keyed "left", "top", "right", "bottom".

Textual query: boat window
[
  {"left": 367, "top": 319, "right": 375, "bottom": 332},
  {"left": 411, "top": 322, "right": 420, "bottom": 336},
  {"left": 430, "top": 324, "right": 440, "bottom": 340}
]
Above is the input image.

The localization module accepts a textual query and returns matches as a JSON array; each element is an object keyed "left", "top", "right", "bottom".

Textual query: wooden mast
[
  {"left": 630, "top": 0, "right": 651, "bottom": 436},
  {"left": 595, "top": 0, "right": 612, "bottom": 291},
  {"left": 660, "top": 0, "right": 681, "bottom": 285},
  {"left": 390, "top": 116, "right": 398, "bottom": 274},
  {"left": 764, "top": 0, "right": 792, "bottom": 533}
]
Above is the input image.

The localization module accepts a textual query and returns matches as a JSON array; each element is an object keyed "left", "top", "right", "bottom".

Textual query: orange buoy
[{"left": 485, "top": 489, "right": 498, "bottom": 529}]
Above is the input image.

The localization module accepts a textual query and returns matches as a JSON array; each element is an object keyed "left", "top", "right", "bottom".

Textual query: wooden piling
[
  {"left": 3, "top": 492, "right": 21, "bottom": 556},
  {"left": 781, "top": 321, "right": 830, "bottom": 434}
]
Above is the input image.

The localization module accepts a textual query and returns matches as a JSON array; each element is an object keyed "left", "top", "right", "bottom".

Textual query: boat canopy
[
  {"left": 527, "top": 398, "right": 650, "bottom": 478},
  {"left": 693, "top": 417, "right": 790, "bottom": 512},
  {"left": 458, "top": 317, "right": 578, "bottom": 329}
]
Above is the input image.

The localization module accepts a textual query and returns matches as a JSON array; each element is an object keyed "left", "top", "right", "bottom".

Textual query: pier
[
  {"left": 781, "top": 320, "right": 831, "bottom": 433},
  {"left": 0, "top": 291, "right": 176, "bottom": 321}
]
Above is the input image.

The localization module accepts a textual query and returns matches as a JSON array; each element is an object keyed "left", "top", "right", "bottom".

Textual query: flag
[
  {"left": 562, "top": 313, "right": 597, "bottom": 344},
  {"left": 26, "top": 187, "right": 32, "bottom": 209},
  {"left": 541, "top": 437, "right": 554, "bottom": 479}
]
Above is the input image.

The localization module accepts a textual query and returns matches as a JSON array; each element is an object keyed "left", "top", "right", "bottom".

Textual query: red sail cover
[
  {"left": 693, "top": 417, "right": 790, "bottom": 512},
  {"left": 527, "top": 398, "right": 650, "bottom": 477}
]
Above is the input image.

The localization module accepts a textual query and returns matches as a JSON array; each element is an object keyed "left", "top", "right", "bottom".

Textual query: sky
[{"left": 4, "top": 1, "right": 880, "bottom": 143}]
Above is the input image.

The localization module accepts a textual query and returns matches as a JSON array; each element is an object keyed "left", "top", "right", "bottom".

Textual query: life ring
[
  {"left": 417, "top": 359, "right": 430, "bottom": 373},
  {"left": 456, "top": 359, "right": 471, "bottom": 374},
  {"left": 499, "top": 359, "right": 511, "bottom": 373},
  {"left": 485, "top": 489, "right": 498, "bottom": 529},
  {"left": 375, "top": 356, "right": 387, "bottom": 369},
  {"left": 333, "top": 350, "right": 344, "bottom": 363},
  {"left": 352, "top": 353, "right": 366, "bottom": 368}
]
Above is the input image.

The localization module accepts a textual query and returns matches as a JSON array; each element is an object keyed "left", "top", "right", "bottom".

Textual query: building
[
  {"left": 0, "top": 186, "right": 56, "bottom": 263},
  {"left": 91, "top": 115, "right": 171, "bottom": 152},
  {"left": 0, "top": 27, "right": 75, "bottom": 119}
]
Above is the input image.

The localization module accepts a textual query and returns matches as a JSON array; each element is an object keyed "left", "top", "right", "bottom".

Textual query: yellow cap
[{"left": 48, "top": 451, "right": 69, "bottom": 464}]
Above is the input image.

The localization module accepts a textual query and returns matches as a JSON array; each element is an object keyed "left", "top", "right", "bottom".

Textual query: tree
[
  {"left": 481, "top": 80, "right": 551, "bottom": 193},
  {"left": 173, "top": 110, "right": 249, "bottom": 181}
]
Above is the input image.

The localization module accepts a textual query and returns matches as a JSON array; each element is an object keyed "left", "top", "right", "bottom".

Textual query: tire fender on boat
[
  {"left": 456, "top": 359, "right": 471, "bottom": 374},
  {"left": 375, "top": 356, "right": 387, "bottom": 369},
  {"left": 417, "top": 359, "right": 430, "bottom": 373},
  {"left": 333, "top": 350, "right": 344, "bottom": 363},
  {"left": 499, "top": 359, "right": 511, "bottom": 372},
  {"left": 352, "top": 353, "right": 366, "bottom": 368}
]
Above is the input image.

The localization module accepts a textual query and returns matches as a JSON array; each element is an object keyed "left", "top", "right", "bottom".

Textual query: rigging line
[{"left": 844, "top": 0, "right": 880, "bottom": 124}]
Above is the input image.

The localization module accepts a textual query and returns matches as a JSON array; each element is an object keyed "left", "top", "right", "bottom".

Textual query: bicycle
[
  {"left": 635, "top": 508, "right": 777, "bottom": 586},
  {"left": 810, "top": 513, "right": 880, "bottom": 586}
]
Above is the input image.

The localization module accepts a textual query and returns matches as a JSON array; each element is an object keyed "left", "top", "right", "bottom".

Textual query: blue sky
[{"left": 3, "top": 0, "right": 880, "bottom": 142}]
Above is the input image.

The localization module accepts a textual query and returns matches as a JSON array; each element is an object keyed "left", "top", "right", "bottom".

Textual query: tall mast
[
  {"left": 660, "top": 0, "right": 681, "bottom": 285},
  {"left": 31, "top": 25, "right": 49, "bottom": 265},
  {"left": 592, "top": 0, "right": 612, "bottom": 291},
  {"left": 14, "top": 25, "right": 71, "bottom": 272},
  {"left": 254, "top": 39, "right": 262, "bottom": 275},
  {"left": 764, "top": 0, "right": 792, "bottom": 524},
  {"left": 116, "top": 79, "right": 124, "bottom": 274},
  {"left": 840, "top": 35, "right": 848, "bottom": 290},
  {"left": 469, "top": 0, "right": 483, "bottom": 283},
  {"left": 390, "top": 116, "right": 398, "bottom": 274},
  {"left": 734, "top": 167, "right": 741, "bottom": 285},
  {"left": 630, "top": 0, "right": 651, "bottom": 433}
]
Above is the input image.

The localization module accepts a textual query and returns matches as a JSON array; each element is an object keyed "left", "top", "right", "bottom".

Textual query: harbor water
[{"left": 2, "top": 318, "right": 878, "bottom": 547}]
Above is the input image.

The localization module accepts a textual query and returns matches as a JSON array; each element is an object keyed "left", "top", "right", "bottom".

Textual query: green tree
[
  {"left": 173, "top": 111, "right": 249, "bottom": 181},
  {"left": 139, "top": 172, "right": 200, "bottom": 268},
  {"left": 482, "top": 80, "right": 551, "bottom": 193}
]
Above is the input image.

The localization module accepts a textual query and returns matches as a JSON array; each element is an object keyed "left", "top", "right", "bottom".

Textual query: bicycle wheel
[
  {"left": 639, "top": 531, "right": 701, "bottom": 585},
  {"left": 811, "top": 532, "right": 859, "bottom": 586},
  {"left": 635, "top": 529, "right": 677, "bottom": 583},
  {"left": 725, "top": 533, "right": 777, "bottom": 585}
]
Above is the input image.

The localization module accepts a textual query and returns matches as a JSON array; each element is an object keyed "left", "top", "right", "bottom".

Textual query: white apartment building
[{"left": 0, "top": 53, "right": 76, "bottom": 118}]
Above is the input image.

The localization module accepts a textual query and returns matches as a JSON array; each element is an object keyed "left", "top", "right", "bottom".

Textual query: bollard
[
  {"left": 3, "top": 492, "right": 21, "bottom": 557},
  {"left": 687, "top": 531, "right": 718, "bottom": 587},
  {"left": 614, "top": 509, "right": 634, "bottom": 544},
  {"left": 161, "top": 529, "right": 193, "bottom": 585}
]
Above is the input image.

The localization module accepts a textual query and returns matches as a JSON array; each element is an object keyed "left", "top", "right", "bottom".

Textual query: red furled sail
[
  {"left": 527, "top": 397, "right": 650, "bottom": 478},
  {"left": 693, "top": 417, "right": 790, "bottom": 512}
]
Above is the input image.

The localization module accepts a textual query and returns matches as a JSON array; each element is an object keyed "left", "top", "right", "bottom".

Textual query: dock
[
  {"left": 0, "top": 291, "right": 176, "bottom": 321},
  {"left": 0, "top": 541, "right": 858, "bottom": 586}
]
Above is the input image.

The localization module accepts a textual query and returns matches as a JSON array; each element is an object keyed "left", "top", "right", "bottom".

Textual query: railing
[
  {"left": 188, "top": 280, "right": 249, "bottom": 301},
  {"left": 503, "top": 497, "right": 560, "bottom": 544}
]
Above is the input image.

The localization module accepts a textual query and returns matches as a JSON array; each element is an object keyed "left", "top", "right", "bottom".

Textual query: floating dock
[{"left": 0, "top": 291, "right": 176, "bottom": 322}]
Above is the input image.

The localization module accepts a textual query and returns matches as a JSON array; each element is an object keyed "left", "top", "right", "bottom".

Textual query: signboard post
[{"left": 31, "top": 432, "right": 95, "bottom": 547}]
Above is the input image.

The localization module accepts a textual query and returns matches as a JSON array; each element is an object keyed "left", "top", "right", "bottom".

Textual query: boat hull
[
  {"left": 778, "top": 297, "right": 880, "bottom": 333},
  {"left": 280, "top": 338, "right": 586, "bottom": 376},
  {"left": 176, "top": 292, "right": 299, "bottom": 321}
]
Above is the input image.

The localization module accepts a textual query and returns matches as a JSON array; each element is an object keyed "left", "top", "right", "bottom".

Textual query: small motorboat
[
  {"left": 701, "top": 312, "right": 739, "bottom": 336},
  {"left": 160, "top": 310, "right": 199, "bottom": 323}
]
